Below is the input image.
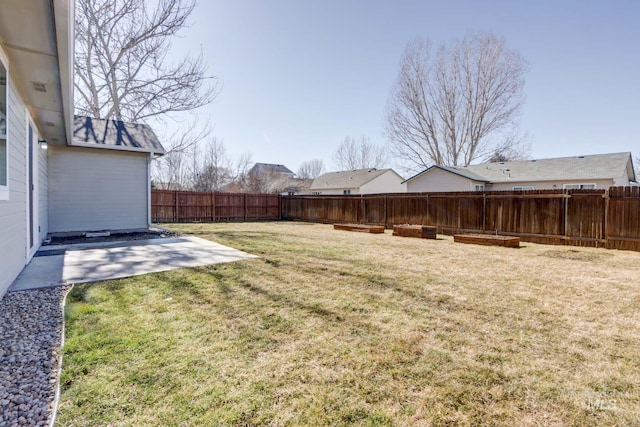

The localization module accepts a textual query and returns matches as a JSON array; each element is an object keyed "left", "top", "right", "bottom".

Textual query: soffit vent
[
  {"left": 31, "top": 82, "right": 48, "bottom": 93},
  {"left": 44, "top": 121, "right": 55, "bottom": 127}
]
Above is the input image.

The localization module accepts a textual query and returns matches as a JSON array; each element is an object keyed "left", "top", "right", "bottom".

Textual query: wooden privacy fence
[
  {"left": 281, "top": 187, "right": 640, "bottom": 251},
  {"left": 152, "top": 190, "right": 281, "bottom": 222}
]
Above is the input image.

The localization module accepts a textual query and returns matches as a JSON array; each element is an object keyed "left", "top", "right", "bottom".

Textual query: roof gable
[
  {"left": 250, "top": 163, "right": 294, "bottom": 175},
  {"left": 311, "top": 168, "right": 398, "bottom": 190},
  {"left": 403, "top": 165, "right": 489, "bottom": 184}
]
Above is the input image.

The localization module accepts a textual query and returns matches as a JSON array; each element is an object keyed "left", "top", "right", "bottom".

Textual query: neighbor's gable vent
[{"left": 31, "top": 82, "right": 47, "bottom": 93}]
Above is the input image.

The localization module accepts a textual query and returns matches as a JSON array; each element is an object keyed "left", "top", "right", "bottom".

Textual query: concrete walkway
[{"left": 9, "top": 236, "right": 258, "bottom": 292}]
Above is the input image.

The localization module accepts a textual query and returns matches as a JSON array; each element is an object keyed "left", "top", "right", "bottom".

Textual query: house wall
[
  {"left": 406, "top": 168, "right": 481, "bottom": 192},
  {"left": 0, "top": 51, "right": 47, "bottom": 296},
  {"left": 614, "top": 174, "right": 631, "bottom": 186},
  {"left": 360, "top": 171, "right": 407, "bottom": 194},
  {"left": 311, "top": 187, "right": 358, "bottom": 195},
  {"left": 489, "top": 179, "right": 614, "bottom": 191},
  {"left": 49, "top": 146, "right": 149, "bottom": 233}
]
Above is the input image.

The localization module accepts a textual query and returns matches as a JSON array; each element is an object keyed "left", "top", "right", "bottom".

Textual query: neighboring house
[
  {"left": 0, "top": 2, "right": 164, "bottom": 296},
  {"left": 403, "top": 153, "right": 637, "bottom": 193},
  {"left": 310, "top": 168, "right": 406, "bottom": 195},
  {"left": 281, "top": 178, "right": 312, "bottom": 196},
  {"left": 245, "top": 163, "right": 296, "bottom": 194},
  {"left": 248, "top": 163, "right": 295, "bottom": 179}
]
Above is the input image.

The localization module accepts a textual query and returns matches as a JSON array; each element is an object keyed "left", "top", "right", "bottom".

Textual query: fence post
[
  {"left": 244, "top": 193, "right": 248, "bottom": 222},
  {"left": 384, "top": 194, "right": 388, "bottom": 227},
  {"left": 426, "top": 194, "right": 429, "bottom": 226},
  {"left": 604, "top": 189, "right": 610, "bottom": 248},
  {"left": 482, "top": 192, "right": 486, "bottom": 232},
  {"left": 174, "top": 190, "right": 179, "bottom": 222},
  {"left": 564, "top": 191, "right": 570, "bottom": 242},
  {"left": 211, "top": 191, "right": 216, "bottom": 222},
  {"left": 279, "top": 194, "right": 282, "bottom": 220}
]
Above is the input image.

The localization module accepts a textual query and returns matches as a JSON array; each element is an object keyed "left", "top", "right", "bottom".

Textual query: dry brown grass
[{"left": 57, "top": 222, "right": 640, "bottom": 426}]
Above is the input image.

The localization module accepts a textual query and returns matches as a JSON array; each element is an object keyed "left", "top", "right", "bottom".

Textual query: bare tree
[
  {"left": 74, "top": 0, "right": 218, "bottom": 122},
  {"left": 333, "top": 136, "right": 388, "bottom": 170},
  {"left": 192, "top": 138, "right": 233, "bottom": 192},
  {"left": 297, "top": 159, "right": 325, "bottom": 179},
  {"left": 151, "top": 149, "right": 190, "bottom": 190},
  {"left": 486, "top": 129, "right": 531, "bottom": 163},
  {"left": 385, "top": 33, "right": 528, "bottom": 171},
  {"left": 244, "top": 171, "right": 293, "bottom": 194},
  {"left": 151, "top": 120, "right": 212, "bottom": 189}
]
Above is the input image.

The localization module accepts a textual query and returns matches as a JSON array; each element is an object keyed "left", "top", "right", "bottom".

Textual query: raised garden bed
[
  {"left": 454, "top": 234, "right": 520, "bottom": 248},
  {"left": 333, "top": 224, "right": 385, "bottom": 234},
  {"left": 393, "top": 224, "right": 437, "bottom": 239}
]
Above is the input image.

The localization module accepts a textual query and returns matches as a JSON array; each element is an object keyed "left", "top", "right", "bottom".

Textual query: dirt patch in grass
[
  {"left": 57, "top": 222, "right": 640, "bottom": 426},
  {"left": 539, "top": 248, "right": 615, "bottom": 262}
]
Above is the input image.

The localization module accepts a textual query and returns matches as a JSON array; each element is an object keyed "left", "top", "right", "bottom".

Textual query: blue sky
[{"left": 170, "top": 0, "right": 639, "bottom": 175}]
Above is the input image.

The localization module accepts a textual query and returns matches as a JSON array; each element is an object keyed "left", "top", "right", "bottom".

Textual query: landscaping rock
[{"left": 0, "top": 286, "right": 69, "bottom": 426}]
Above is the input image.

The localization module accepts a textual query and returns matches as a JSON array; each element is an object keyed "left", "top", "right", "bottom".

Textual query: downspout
[{"left": 147, "top": 152, "right": 152, "bottom": 227}]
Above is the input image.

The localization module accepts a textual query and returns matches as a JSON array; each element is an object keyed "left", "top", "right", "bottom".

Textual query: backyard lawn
[{"left": 57, "top": 222, "right": 640, "bottom": 426}]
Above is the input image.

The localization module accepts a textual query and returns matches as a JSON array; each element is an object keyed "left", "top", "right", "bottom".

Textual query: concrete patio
[{"left": 9, "top": 236, "right": 258, "bottom": 292}]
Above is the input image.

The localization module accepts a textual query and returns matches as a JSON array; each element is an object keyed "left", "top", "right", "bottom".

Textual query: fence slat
[
  {"left": 151, "top": 190, "right": 281, "bottom": 223},
  {"left": 279, "top": 187, "right": 640, "bottom": 252}
]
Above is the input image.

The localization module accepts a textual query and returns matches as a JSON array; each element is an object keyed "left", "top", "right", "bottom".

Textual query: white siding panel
[
  {"left": 406, "top": 168, "right": 477, "bottom": 192},
  {"left": 49, "top": 146, "right": 148, "bottom": 233},
  {"left": 360, "top": 171, "right": 406, "bottom": 194},
  {"left": 0, "top": 73, "right": 27, "bottom": 295}
]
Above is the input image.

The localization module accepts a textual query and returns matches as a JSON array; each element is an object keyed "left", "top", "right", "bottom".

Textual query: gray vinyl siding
[
  {"left": 406, "top": 168, "right": 478, "bottom": 192},
  {"left": 49, "top": 146, "right": 148, "bottom": 233},
  {"left": 0, "top": 71, "right": 27, "bottom": 295}
]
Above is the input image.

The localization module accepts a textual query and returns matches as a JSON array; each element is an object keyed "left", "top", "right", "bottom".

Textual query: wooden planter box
[
  {"left": 454, "top": 234, "right": 520, "bottom": 248},
  {"left": 333, "top": 223, "right": 385, "bottom": 234},
  {"left": 392, "top": 224, "right": 437, "bottom": 239}
]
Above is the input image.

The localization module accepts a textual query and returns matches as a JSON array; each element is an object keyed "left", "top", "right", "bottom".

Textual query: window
[
  {"left": 474, "top": 184, "right": 485, "bottom": 191},
  {"left": 0, "top": 53, "right": 8, "bottom": 199},
  {"left": 563, "top": 183, "right": 596, "bottom": 190},
  {"left": 513, "top": 186, "right": 534, "bottom": 191},
  {"left": 343, "top": 189, "right": 351, "bottom": 195}
]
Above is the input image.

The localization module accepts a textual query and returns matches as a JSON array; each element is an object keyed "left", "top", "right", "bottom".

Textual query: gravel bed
[
  {"left": 45, "top": 230, "right": 179, "bottom": 246},
  {"left": 0, "top": 286, "right": 69, "bottom": 427}
]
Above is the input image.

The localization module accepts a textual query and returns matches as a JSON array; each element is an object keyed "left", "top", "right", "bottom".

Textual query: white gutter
[{"left": 53, "top": 0, "right": 75, "bottom": 146}]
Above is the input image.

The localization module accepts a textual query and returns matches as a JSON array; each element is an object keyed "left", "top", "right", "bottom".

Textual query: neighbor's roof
[
  {"left": 403, "top": 165, "right": 490, "bottom": 184},
  {"left": 250, "top": 163, "right": 294, "bottom": 175},
  {"left": 72, "top": 116, "right": 165, "bottom": 155},
  {"left": 404, "top": 152, "right": 635, "bottom": 184},
  {"left": 311, "top": 168, "right": 398, "bottom": 190}
]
